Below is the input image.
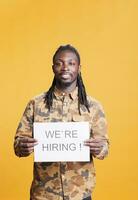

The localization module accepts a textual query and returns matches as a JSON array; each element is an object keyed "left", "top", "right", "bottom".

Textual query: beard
[{"left": 55, "top": 77, "right": 77, "bottom": 88}]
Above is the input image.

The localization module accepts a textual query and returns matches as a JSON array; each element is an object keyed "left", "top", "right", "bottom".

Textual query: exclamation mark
[{"left": 79, "top": 143, "right": 82, "bottom": 151}]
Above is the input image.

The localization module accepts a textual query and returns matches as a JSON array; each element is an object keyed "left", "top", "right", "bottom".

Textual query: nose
[{"left": 62, "top": 61, "right": 68, "bottom": 70}]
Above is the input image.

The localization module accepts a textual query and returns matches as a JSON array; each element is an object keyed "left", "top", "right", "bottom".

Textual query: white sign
[{"left": 33, "top": 122, "right": 90, "bottom": 162}]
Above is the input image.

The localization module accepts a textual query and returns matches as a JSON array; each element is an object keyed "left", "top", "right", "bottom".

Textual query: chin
[
  {"left": 57, "top": 79, "right": 74, "bottom": 86},
  {"left": 60, "top": 80, "right": 73, "bottom": 86}
]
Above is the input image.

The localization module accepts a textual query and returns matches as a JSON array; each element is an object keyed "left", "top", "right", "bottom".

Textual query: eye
[
  {"left": 68, "top": 61, "right": 75, "bottom": 66},
  {"left": 54, "top": 61, "right": 63, "bottom": 67}
]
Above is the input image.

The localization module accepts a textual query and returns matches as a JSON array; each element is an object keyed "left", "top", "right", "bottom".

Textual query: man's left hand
[{"left": 84, "top": 137, "right": 107, "bottom": 156}]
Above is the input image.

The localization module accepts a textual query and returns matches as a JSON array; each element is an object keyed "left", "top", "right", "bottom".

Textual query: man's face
[{"left": 52, "top": 50, "right": 80, "bottom": 86}]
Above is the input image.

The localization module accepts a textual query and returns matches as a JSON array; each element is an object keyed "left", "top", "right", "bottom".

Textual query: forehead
[{"left": 54, "top": 50, "right": 78, "bottom": 62}]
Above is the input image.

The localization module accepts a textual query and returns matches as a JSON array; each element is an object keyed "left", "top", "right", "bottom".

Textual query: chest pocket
[
  {"left": 34, "top": 111, "right": 62, "bottom": 123},
  {"left": 72, "top": 114, "right": 93, "bottom": 138}
]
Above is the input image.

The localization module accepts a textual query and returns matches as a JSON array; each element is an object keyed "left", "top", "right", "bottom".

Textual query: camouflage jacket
[{"left": 14, "top": 86, "right": 109, "bottom": 200}]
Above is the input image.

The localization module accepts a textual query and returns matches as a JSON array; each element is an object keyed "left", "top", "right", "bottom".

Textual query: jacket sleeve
[
  {"left": 91, "top": 101, "right": 109, "bottom": 160},
  {"left": 14, "top": 100, "right": 34, "bottom": 156}
]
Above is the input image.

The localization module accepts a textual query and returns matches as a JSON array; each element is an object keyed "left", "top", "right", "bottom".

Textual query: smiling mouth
[
  {"left": 60, "top": 73, "right": 71, "bottom": 78},
  {"left": 60, "top": 72, "right": 71, "bottom": 76}
]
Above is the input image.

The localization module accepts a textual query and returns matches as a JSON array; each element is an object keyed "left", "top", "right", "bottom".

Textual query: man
[{"left": 14, "top": 44, "right": 109, "bottom": 200}]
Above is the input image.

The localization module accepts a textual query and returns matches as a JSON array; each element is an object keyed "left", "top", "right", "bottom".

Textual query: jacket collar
[{"left": 53, "top": 86, "right": 78, "bottom": 100}]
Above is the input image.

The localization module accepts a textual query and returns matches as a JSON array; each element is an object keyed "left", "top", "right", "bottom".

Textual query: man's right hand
[{"left": 16, "top": 137, "right": 38, "bottom": 157}]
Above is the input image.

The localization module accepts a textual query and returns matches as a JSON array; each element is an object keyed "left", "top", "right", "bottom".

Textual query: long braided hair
[{"left": 44, "top": 44, "right": 90, "bottom": 113}]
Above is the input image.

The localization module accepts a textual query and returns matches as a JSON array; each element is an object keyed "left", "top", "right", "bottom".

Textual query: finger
[
  {"left": 92, "top": 138, "right": 107, "bottom": 142},
  {"left": 19, "top": 137, "right": 38, "bottom": 143},
  {"left": 84, "top": 139, "right": 103, "bottom": 144},
  {"left": 20, "top": 142, "right": 38, "bottom": 148},
  {"left": 90, "top": 147, "right": 102, "bottom": 150},
  {"left": 20, "top": 146, "right": 36, "bottom": 152},
  {"left": 21, "top": 147, "right": 34, "bottom": 153},
  {"left": 90, "top": 150, "right": 101, "bottom": 155},
  {"left": 90, "top": 147, "right": 102, "bottom": 151},
  {"left": 85, "top": 138, "right": 106, "bottom": 143},
  {"left": 20, "top": 150, "right": 33, "bottom": 157},
  {"left": 84, "top": 142, "right": 104, "bottom": 148},
  {"left": 90, "top": 147, "right": 102, "bottom": 152},
  {"left": 84, "top": 139, "right": 94, "bottom": 143}
]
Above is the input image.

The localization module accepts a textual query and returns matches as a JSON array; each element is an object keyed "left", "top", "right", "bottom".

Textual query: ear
[{"left": 52, "top": 65, "right": 55, "bottom": 73}]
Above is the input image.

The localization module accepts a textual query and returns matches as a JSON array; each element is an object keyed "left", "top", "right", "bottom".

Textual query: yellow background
[{"left": 0, "top": 0, "right": 137, "bottom": 199}]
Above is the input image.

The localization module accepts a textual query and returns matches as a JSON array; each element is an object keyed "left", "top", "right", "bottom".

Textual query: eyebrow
[{"left": 55, "top": 58, "right": 76, "bottom": 62}]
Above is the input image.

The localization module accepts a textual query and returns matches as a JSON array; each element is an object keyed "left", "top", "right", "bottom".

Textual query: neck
[{"left": 55, "top": 80, "right": 77, "bottom": 93}]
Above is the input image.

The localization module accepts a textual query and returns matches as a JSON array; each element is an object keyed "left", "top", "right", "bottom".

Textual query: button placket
[{"left": 62, "top": 96, "right": 69, "bottom": 122}]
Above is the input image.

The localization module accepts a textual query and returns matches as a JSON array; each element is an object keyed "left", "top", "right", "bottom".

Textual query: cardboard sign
[{"left": 33, "top": 122, "right": 90, "bottom": 162}]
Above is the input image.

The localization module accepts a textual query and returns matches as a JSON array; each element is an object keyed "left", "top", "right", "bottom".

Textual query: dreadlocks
[{"left": 44, "top": 44, "right": 90, "bottom": 114}]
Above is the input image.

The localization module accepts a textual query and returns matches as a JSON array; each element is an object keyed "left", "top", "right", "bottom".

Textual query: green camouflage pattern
[{"left": 14, "top": 87, "right": 109, "bottom": 200}]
